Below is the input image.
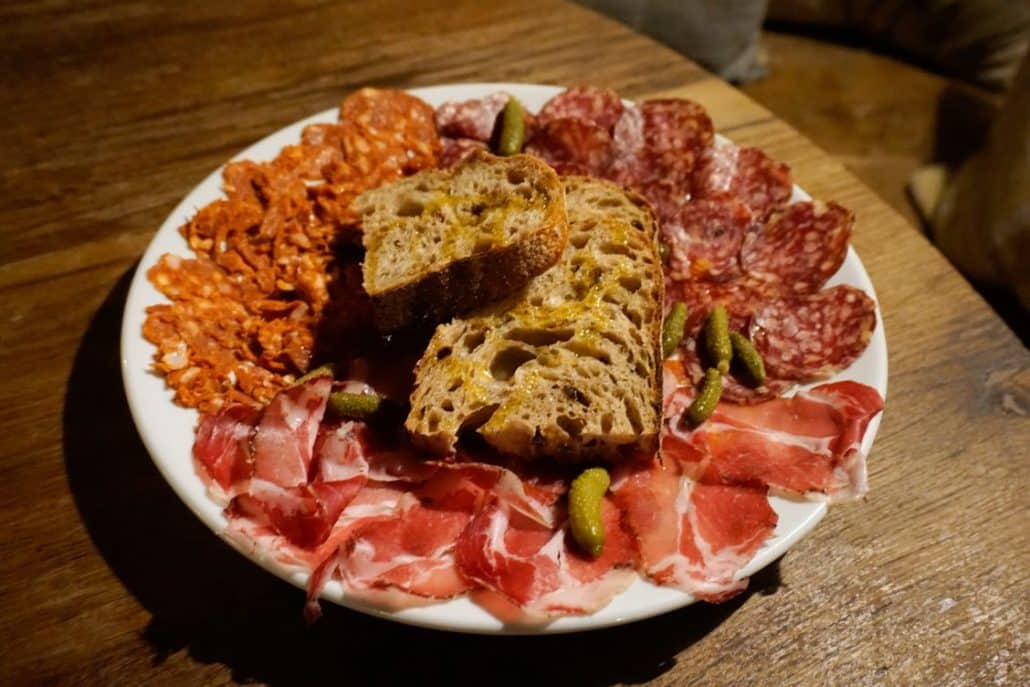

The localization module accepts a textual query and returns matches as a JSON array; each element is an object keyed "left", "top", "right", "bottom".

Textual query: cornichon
[
  {"left": 568, "top": 466, "right": 611, "bottom": 558},
  {"left": 327, "top": 391, "right": 383, "bottom": 419},
  {"left": 686, "top": 367, "right": 722, "bottom": 427},
  {"left": 293, "top": 363, "right": 336, "bottom": 386},
  {"left": 661, "top": 302, "right": 688, "bottom": 359},
  {"left": 704, "top": 304, "right": 732, "bottom": 374},
  {"left": 730, "top": 332, "right": 766, "bottom": 386},
  {"left": 496, "top": 98, "right": 526, "bottom": 156}
]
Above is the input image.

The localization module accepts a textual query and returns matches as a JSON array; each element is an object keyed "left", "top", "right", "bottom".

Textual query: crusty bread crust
[
  {"left": 406, "top": 176, "right": 664, "bottom": 462},
  {"left": 356, "top": 151, "right": 568, "bottom": 332}
]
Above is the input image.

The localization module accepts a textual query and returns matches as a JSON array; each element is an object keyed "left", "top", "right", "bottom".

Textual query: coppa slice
[
  {"left": 407, "top": 177, "right": 664, "bottom": 461},
  {"left": 356, "top": 151, "right": 568, "bottom": 332}
]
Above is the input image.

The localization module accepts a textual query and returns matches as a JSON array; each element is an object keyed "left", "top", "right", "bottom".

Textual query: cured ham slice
[
  {"left": 417, "top": 460, "right": 558, "bottom": 527},
  {"left": 455, "top": 498, "right": 637, "bottom": 617},
  {"left": 253, "top": 376, "right": 332, "bottom": 487},
  {"left": 236, "top": 477, "right": 366, "bottom": 549},
  {"left": 663, "top": 381, "right": 885, "bottom": 501},
  {"left": 338, "top": 494, "right": 474, "bottom": 599},
  {"left": 193, "top": 405, "right": 259, "bottom": 497},
  {"left": 612, "top": 458, "right": 777, "bottom": 601}
]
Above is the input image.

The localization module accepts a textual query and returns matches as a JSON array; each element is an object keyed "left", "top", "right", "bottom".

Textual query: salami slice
[
  {"left": 639, "top": 98, "right": 714, "bottom": 177},
  {"left": 525, "top": 117, "right": 613, "bottom": 176},
  {"left": 537, "top": 86, "right": 624, "bottom": 132},
  {"left": 339, "top": 88, "right": 440, "bottom": 175},
  {"left": 665, "top": 275, "right": 780, "bottom": 337},
  {"left": 693, "top": 139, "right": 793, "bottom": 221},
  {"left": 438, "top": 137, "right": 488, "bottom": 169},
  {"left": 662, "top": 195, "right": 754, "bottom": 283},
  {"left": 749, "top": 285, "right": 877, "bottom": 381},
  {"left": 434, "top": 92, "right": 510, "bottom": 142},
  {"left": 741, "top": 200, "right": 853, "bottom": 294}
]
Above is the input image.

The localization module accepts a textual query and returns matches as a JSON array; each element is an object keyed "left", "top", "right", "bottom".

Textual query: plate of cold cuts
[{"left": 121, "top": 83, "right": 887, "bottom": 634}]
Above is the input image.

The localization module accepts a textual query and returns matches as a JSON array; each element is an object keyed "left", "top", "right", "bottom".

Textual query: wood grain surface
[{"left": 1, "top": 1, "right": 1027, "bottom": 685}]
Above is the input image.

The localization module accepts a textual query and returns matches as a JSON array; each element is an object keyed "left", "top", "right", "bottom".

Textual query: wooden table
[{"left": 2, "top": 2, "right": 1027, "bottom": 685}]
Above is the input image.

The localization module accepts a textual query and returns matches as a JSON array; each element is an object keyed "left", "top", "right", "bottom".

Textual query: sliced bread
[
  {"left": 406, "top": 176, "right": 664, "bottom": 461},
  {"left": 355, "top": 150, "right": 567, "bottom": 332}
]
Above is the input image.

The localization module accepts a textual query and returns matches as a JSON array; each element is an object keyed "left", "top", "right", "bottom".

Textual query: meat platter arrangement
[{"left": 124, "top": 83, "right": 886, "bottom": 632}]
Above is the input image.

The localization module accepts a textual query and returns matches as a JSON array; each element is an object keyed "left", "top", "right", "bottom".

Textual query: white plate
[{"left": 121, "top": 83, "right": 888, "bottom": 635}]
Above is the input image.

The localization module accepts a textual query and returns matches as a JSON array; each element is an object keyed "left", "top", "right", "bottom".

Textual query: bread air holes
[
  {"left": 397, "top": 197, "right": 425, "bottom": 217},
  {"left": 506, "top": 327, "right": 573, "bottom": 346},
  {"left": 563, "top": 340, "right": 611, "bottom": 364},
  {"left": 463, "top": 329, "right": 486, "bottom": 352},
  {"left": 489, "top": 346, "right": 536, "bottom": 381},
  {"left": 601, "top": 412, "right": 613, "bottom": 434},
  {"left": 459, "top": 404, "right": 498, "bottom": 432},
  {"left": 436, "top": 346, "right": 452, "bottom": 360},
  {"left": 618, "top": 274, "right": 641, "bottom": 292},
  {"left": 557, "top": 414, "right": 585, "bottom": 437},
  {"left": 562, "top": 384, "right": 590, "bottom": 406},
  {"left": 569, "top": 232, "right": 590, "bottom": 249},
  {"left": 601, "top": 242, "right": 631, "bottom": 257},
  {"left": 623, "top": 398, "right": 644, "bottom": 434},
  {"left": 506, "top": 168, "right": 526, "bottom": 185}
]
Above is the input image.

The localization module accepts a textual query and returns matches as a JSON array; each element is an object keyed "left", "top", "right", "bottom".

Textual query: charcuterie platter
[{"left": 121, "top": 83, "right": 887, "bottom": 634}]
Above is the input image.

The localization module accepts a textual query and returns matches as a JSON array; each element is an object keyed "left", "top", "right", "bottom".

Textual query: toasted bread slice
[
  {"left": 355, "top": 151, "right": 567, "bottom": 332},
  {"left": 407, "top": 177, "right": 664, "bottom": 461}
]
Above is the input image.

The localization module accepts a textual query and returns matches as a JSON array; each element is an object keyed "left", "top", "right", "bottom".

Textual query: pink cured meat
[
  {"left": 537, "top": 86, "right": 625, "bottom": 132},
  {"left": 252, "top": 376, "right": 332, "bottom": 487},
  {"left": 338, "top": 495, "right": 475, "bottom": 599},
  {"left": 434, "top": 92, "right": 510, "bottom": 141},
  {"left": 639, "top": 98, "right": 714, "bottom": 177},
  {"left": 663, "top": 195, "right": 754, "bottom": 283},
  {"left": 741, "top": 201, "right": 853, "bottom": 294},
  {"left": 193, "top": 405, "right": 259, "bottom": 493},
  {"left": 438, "top": 137, "right": 488, "bottom": 169},
  {"left": 417, "top": 460, "right": 558, "bottom": 527},
  {"left": 750, "top": 285, "right": 877, "bottom": 381},
  {"left": 239, "top": 478, "right": 367, "bottom": 548},
  {"left": 525, "top": 118, "right": 613, "bottom": 176},
  {"left": 455, "top": 498, "right": 637, "bottom": 616},
  {"left": 612, "top": 457, "right": 777, "bottom": 601},
  {"left": 661, "top": 381, "right": 884, "bottom": 500},
  {"left": 665, "top": 276, "right": 780, "bottom": 338},
  {"left": 693, "top": 140, "right": 793, "bottom": 221},
  {"left": 605, "top": 99, "right": 711, "bottom": 200}
]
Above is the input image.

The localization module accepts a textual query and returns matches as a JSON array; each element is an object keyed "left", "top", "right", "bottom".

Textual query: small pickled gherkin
[
  {"left": 293, "top": 362, "right": 336, "bottom": 386},
  {"left": 568, "top": 467, "right": 611, "bottom": 558},
  {"left": 496, "top": 98, "right": 526, "bottom": 156},
  {"left": 686, "top": 367, "right": 722, "bottom": 427},
  {"left": 730, "top": 332, "right": 766, "bottom": 386},
  {"left": 704, "top": 304, "right": 732, "bottom": 374},
  {"left": 327, "top": 391, "right": 382, "bottom": 419},
  {"left": 662, "top": 302, "right": 688, "bottom": 359}
]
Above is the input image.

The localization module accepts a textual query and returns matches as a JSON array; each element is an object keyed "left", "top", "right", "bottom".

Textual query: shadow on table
[{"left": 63, "top": 268, "right": 783, "bottom": 687}]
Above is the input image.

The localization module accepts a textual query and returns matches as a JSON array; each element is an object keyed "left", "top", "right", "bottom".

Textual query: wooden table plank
[{"left": 0, "top": 1, "right": 1026, "bottom": 685}]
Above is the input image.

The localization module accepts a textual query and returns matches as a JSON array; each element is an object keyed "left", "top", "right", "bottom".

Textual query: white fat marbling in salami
[
  {"left": 536, "top": 85, "right": 624, "bottom": 133},
  {"left": 741, "top": 201, "right": 853, "bottom": 294},
  {"left": 750, "top": 285, "right": 877, "bottom": 381}
]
